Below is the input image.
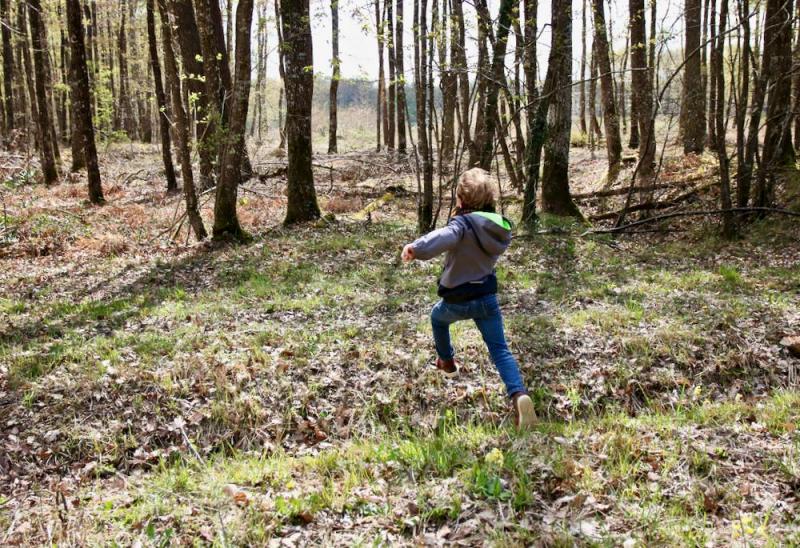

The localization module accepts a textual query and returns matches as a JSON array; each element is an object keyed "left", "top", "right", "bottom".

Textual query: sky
[{"left": 257, "top": 0, "right": 688, "bottom": 82}]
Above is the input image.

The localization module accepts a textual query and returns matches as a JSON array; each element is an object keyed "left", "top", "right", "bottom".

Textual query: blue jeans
[{"left": 430, "top": 294, "right": 526, "bottom": 398}]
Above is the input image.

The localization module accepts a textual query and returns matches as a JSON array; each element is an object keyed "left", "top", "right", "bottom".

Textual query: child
[{"left": 401, "top": 168, "right": 535, "bottom": 429}]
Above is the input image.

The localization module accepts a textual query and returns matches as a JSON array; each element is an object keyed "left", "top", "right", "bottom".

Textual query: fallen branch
[
  {"left": 582, "top": 207, "right": 800, "bottom": 235},
  {"left": 589, "top": 182, "right": 714, "bottom": 221},
  {"left": 572, "top": 175, "right": 710, "bottom": 200}
]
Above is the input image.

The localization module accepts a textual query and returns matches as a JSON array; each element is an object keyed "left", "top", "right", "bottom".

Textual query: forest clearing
[
  {"left": 1, "top": 141, "right": 798, "bottom": 545},
  {"left": 1, "top": 0, "right": 800, "bottom": 544}
]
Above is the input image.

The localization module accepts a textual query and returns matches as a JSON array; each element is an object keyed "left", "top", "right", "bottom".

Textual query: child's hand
[{"left": 401, "top": 244, "right": 415, "bottom": 262}]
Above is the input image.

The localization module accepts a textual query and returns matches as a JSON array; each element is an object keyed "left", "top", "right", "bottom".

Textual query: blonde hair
[{"left": 456, "top": 168, "right": 496, "bottom": 211}]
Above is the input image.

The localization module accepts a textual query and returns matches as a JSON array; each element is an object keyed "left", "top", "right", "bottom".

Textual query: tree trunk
[
  {"left": 620, "top": 33, "right": 628, "bottom": 135},
  {"left": 28, "top": 0, "right": 59, "bottom": 184},
  {"left": 66, "top": 0, "right": 103, "bottom": 204},
  {"left": 117, "top": 2, "right": 135, "bottom": 139},
  {"left": 734, "top": 0, "right": 750, "bottom": 207},
  {"left": 328, "top": 0, "right": 340, "bottom": 154},
  {"left": 19, "top": 4, "right": 37, "bottom": 144},
  {"left": 147, "top": 0, "right": 177, "bottom": 192},
  {"left": 171, "top": 0, "right": 214, "bottom": 189},
  {"left": 713, "top": 0, "right": 734, "bottom": 237},
  {"left": 579, "top": 0, "right": 588, "bottom": 135},
  {"left": 592, "top": 0, "right": 622, "bottom": 177},
  {"left": 755, "top": 0, "right": 796, "bottom": 207},
  {"left": 706, "top": 0, "right": 717, "bottom": 148},
  {"left": 541, "top": 0, "right": 581, "bottom": 218},
  {"left": 1, "top": 0, "right": 13, "bottom": 135},
  {"left": 451, "top": 0, "right": 469, "bottom": 153},
  {"left": 629, "top": 0, "right": 655, "bottom": 185},
  {"left": 158, "top": 0, "right": 207, "bottom": 240},
  {"left": 470, "top": 0, "right": 491, "bottom": 166},
  {"left": 682, "top": 0, "right": 705, "bottom": 153},
  {"left": 477, "top": 0, "right": 515, "bottom": 170},
  {"left": 282, "top": 0, "right": 320, "bottom": 224},
  {"left": 395, "top": 0, "right": 407, "bottom": 153},
  {"left": 440, "top": 0, "right": 456, "bottom": 161},
  {"left": 386, "top": 0, "right": 396, "bottom": 150},
  {"left": 274, "top": 0, "right": 286, "bottom": 149},
  {"left": 375, "top": 0, "right": 384, "bottom": 151},
  {"left": 521, "top": 0, "right": 539, "bottom": 225},
  {"left": 415, "top": 0, "right": 433, "bottom": 232},
  {"left": 213, "top": 0, "right": 253, "bottom": 240}
]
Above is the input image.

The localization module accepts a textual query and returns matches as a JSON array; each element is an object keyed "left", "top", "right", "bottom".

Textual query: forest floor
[{"left": 1, "top": 142, "right": 799, "bottom": 546}]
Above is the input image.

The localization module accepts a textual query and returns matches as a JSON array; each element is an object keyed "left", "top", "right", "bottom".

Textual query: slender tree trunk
[
  {"left": 282, "top": 0, "right": 320, "bottom": 224},
  {"left": 117, "top": 2, "right": 135, "bottom": 138},
  {"left": 470, "top": 0, "right": 491, "bottom": 166},
  {"left": 147, "top": 0, "right": 177, "bottom": 192},
  {"left": 630, "top": 0, "right": 655, "bottom": 185},
  {"left": 620, "top": 34, "right": 628, "bottom": 135},
  {"left": 66, "top": 0, "right": 103, "bottom": 204},
  {"left": 713, "top": 0, "right": 735, "bottom": 237},
  {"left": 328, "top": 0, "right": 340, "bottom": 154},
  {"left": 386, "top": 0, "right": 396, "bottom": 150},
  {"left": 591, "top": 0, "right": 622, "bottom": 176},
  {"left": 579, "top": 0, "right": 588, "bottom": 135},
  {"left": 59, "top": 16, "right": 69, "bottom": 142},
  {"left": 226, "top": 0, "right": 233, "bottom": 64},
  {"left": 395, "top": 0, "right": 407, "bottom": 152},
  {"left": 213, "top": 0, "right": 253, "bottom": 240},
  {"left": 541, "top": 0, "right": 580, "bottom": 218},
  {"left": 19, "top": 4, "right": 37, "bottom": 144},
  {"left": 521, "top": 0, "right": 539, "bottom": 225},
  {"left": 451, "top": 0, "right": 468, "bottom": 153},
  {"left": 28, "top": 0, "right": 58, "bottom": 184},
  {"left": 755, "top": 0, "right": 796, "bottom": 207},
  {"left": 172, "top": 0, "right": 213, "bottom": 189},
  {"left": 1, "top": 0, "right": 13, "bottom": 136},
  {"left": 439, "top": 0, "right": 455, "bottom": 161},
  {"left": 706, "top": 0, "right": 717, "bottom": 148},
  {"left": 793, "top": 0, "right": 800, "bottom": 149},
  {"left": 589, "top": 44, "right": 602, "bottom": 141},
  {"left": 682, "top": 0, "right": 705, "bottom": 153},
  {"left": 375, "top": 0, "right": 384, "bottom": 151},
  {"left": 415, "top": 0, "right": 433, "bottom": 232},
  {"left": 477, "top": 0, "right": 515, "bottom": 170},
  {"left": 158, "top": 0, "right": 207, "bottom": 240},
  {"left": 735, "top": 0, "right": 750, "bottom": 207},
  {"left": 274, "top": 0, "right": 286, "bottom": 149}
]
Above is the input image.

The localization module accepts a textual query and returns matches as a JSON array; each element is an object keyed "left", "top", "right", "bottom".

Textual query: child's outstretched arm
[{"left": 401, "top": 220, "right": 465, "bottom": 262}]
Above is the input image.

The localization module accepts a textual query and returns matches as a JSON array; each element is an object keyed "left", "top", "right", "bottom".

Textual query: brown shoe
[
  {"left": 435, "top": 357, "right": 458, "bottom": 378},
  {"left": 511, "top": 392, "right": 536, "bottom": 429}
]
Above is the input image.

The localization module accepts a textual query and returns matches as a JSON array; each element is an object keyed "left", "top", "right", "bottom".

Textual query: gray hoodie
[{"left": 410, "top": 211, "right": 512, "bottom": 289}]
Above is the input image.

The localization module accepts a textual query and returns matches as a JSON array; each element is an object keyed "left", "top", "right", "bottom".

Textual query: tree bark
[
  {"left": 282, "top": 0, "right": 320, "bottom": 224},
  {"left": 158, "top": 0, "right": 207, "bottom": 240},
  {"left": 386, "top": 0, "right": 396, "bottom": 150},
  {"left": 147, "top": 0, "right": 177, "bottom": 192},
  {"left": 415, "top": 0, "right": 433, "bottom": 232},
  {"left": 66, "top": 0, "right": 103, "bottom": 204},
  {"left": 328, "top": 0, "right": 340, "bottom": 154},
  {"left": 734, "top": 0, "right": 750, "bottom": 207},
  {"left": 629, "top": 0, "right": 655, "bottom": 184},
  {"left": 579, "top": 0, "right": 588, "bottom": 135},
  {"left": 213, "top": 0, "right": 253, "bottom": 240},
  {"left": 591, "top": 0, "right": 622, "bottom": 176},
  {"left": 713, "top": 0, "right": 735, "bottom": 237},
  {"left": 451, "top": 0, "right": 469, "bottom": 153},
  {"left": 28, "top": 0, "right": 59, "bottom": 184},
  {"left": 541, "top": 0, "right": 581, "bottom": 218},
  {"left": 171, "top": 0, "right": 214, "bottom": 189},
  {"left": 706, "top": 0, "right": 718, "bottom": 149},
  {"left": 477, "top": 0, "right": 515, "bottom": 170},
  {"left": 395, "top": 0, "right": 407, "bottom": 153},
  {"left": 1, "top": 0, "right": 13, "bottom": 135},
  {"left": 375, "top": 0, "right": 384, "bottom": 151},
  {"left": 681, "top": 0, "right": 705, "bottom": 153},
  {"left": 755, "top": 0, "right": 796, "bottom": 207},
  {"left": 521, "top": 0, "right": 539, "bottom": 225}
]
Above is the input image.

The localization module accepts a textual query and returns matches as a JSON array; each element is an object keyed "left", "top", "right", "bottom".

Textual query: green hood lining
[{"left": 473, "top": 211, "right": 512, "bottom": 230}]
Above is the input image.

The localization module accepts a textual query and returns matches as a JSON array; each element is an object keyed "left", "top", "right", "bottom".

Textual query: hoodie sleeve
[{"left": 410, "top": 219, "right": 465, "bottom": 260}]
